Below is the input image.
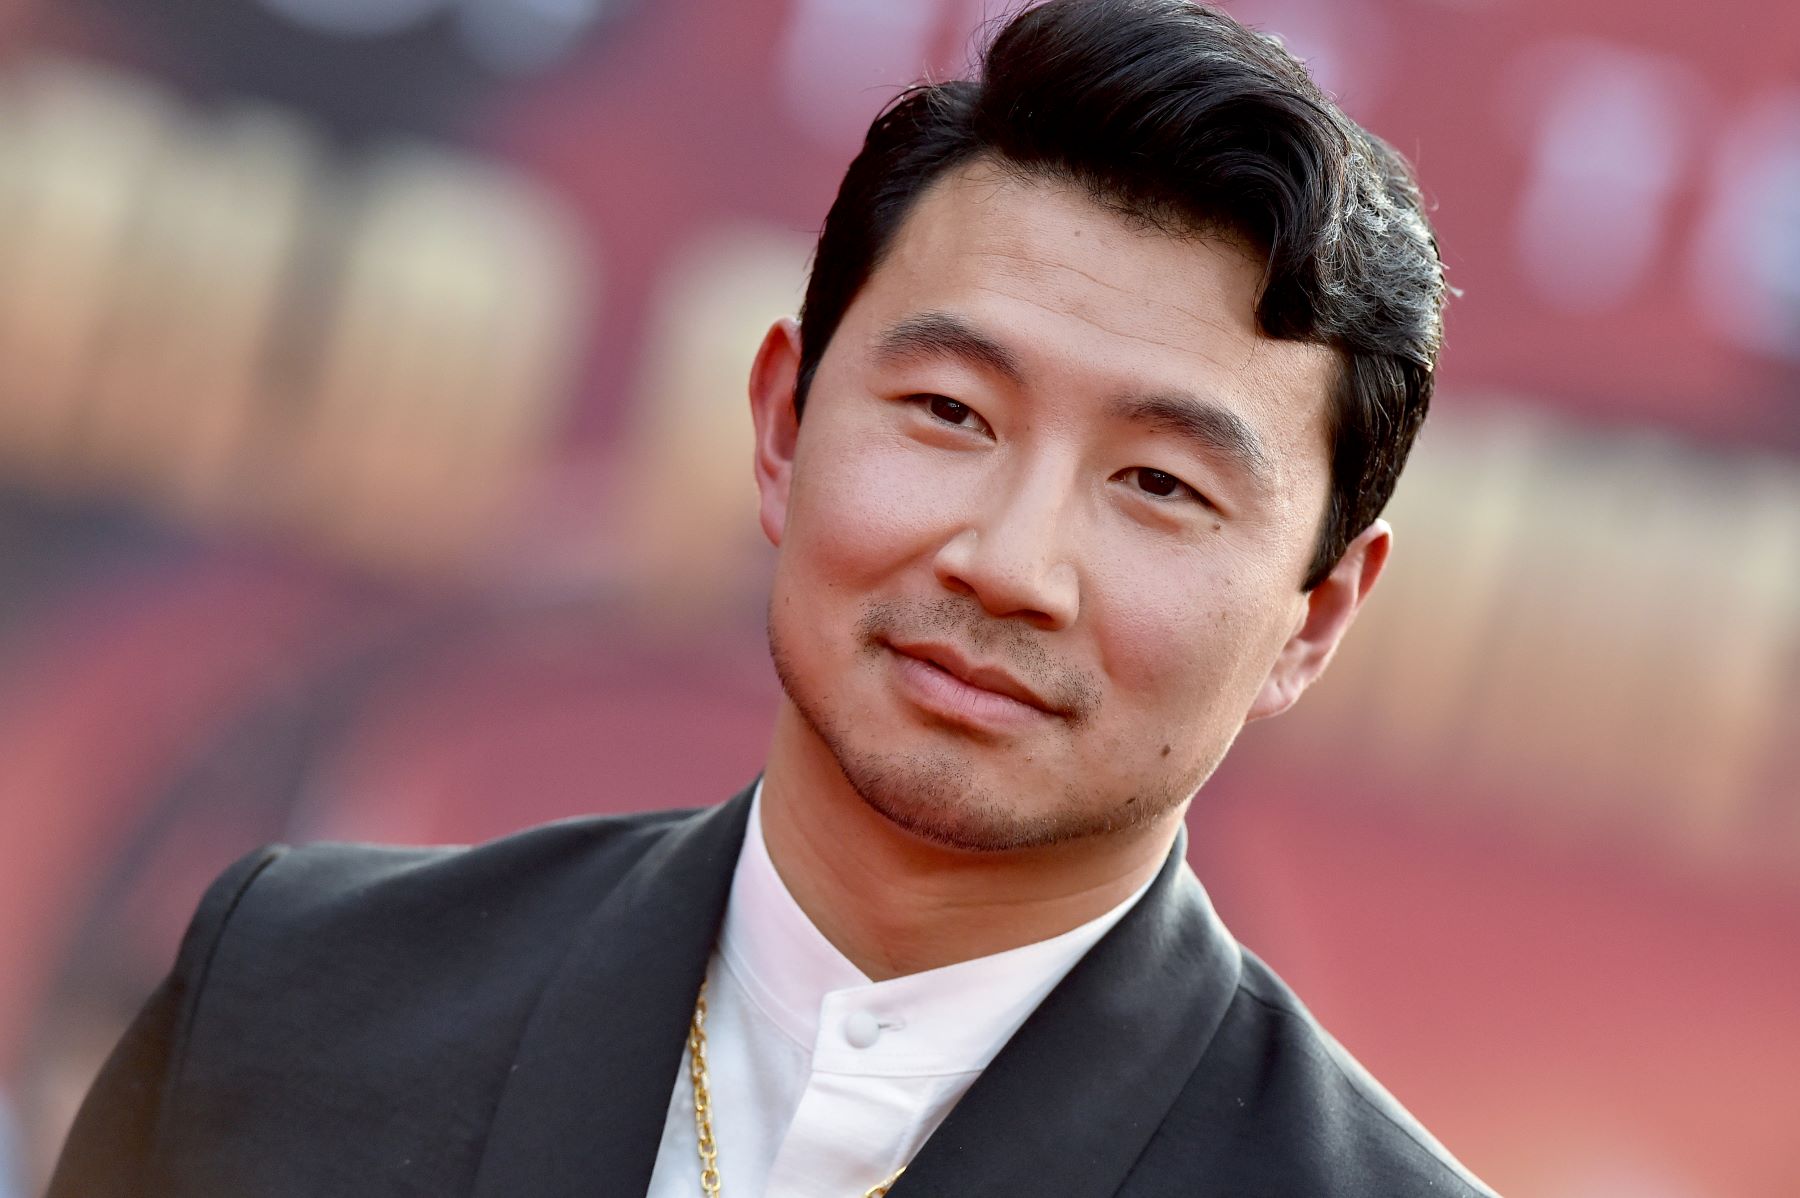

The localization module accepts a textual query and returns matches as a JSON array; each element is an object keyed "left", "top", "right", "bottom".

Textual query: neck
[{"left": 757, "top": 702, "right": 1183, "bottom": 982}]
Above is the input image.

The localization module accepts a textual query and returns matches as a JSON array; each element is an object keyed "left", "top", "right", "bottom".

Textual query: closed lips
[{"left": 888, "top": 642, "right": 1055, "bottom": 713}]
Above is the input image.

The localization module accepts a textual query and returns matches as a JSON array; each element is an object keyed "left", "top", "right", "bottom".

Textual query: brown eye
[
  {"left": 1135, "top": 468, "right": 1183, "bottom": 498},
  {"left": 927, "top": 396, "right": 974, "bottom": 425}
]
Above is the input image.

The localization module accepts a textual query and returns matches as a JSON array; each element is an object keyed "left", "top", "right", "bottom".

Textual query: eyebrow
[
  {"left": 872, "top": 311, "right": 1024, "bottom": 385},
  {"left": 1110, "top": 392, "right": 1274, "bottom": 488}
]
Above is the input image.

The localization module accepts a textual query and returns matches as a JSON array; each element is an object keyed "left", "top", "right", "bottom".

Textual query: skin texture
[{"left": 751, "top": 161, "right": 1390, "bottom": 980}]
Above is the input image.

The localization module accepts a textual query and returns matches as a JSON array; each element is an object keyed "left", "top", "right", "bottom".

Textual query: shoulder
[
  {"left": 53, "top": 805, "right": 725, "bottom": 1195},
  {"left": 228, "top": 806, "right": 704, "bottom": 924},
  {"left": 193, "top": 805, "right": 708, "bottom": 981},
  {"left": 159, "top": 805, "right": 720, "bottom": 1060},
  {"left": 183, "top": 808, "right": 723, "bottom": 1082},
  {"left": 1185, "top": 947, "right": 1498, "bottom": 1196},
  {"left": 1140, "top": 944, "right": 1498, "bottom": 1197}
]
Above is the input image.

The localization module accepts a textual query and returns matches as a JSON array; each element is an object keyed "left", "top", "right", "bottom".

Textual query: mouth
[{"left": 883, "top": 640, "right": 1059, "bottom": 733}]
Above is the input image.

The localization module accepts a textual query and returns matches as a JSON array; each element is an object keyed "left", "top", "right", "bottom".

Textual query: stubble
[{"left": 766, "top": 594, "right": 1191, "bottom": 852}]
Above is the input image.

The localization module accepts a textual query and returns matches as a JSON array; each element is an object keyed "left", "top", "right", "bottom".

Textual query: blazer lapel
[
  {"left": 892, "top": 826, "right": 1243, "bottom": 1197},
  {"left": 470, "top": 785, "right": 753, "bottom": 1198}
]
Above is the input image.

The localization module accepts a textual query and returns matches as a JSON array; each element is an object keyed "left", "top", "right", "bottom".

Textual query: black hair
[{"left": 795, "top": 0, "right": 1447, "bottom": 591}]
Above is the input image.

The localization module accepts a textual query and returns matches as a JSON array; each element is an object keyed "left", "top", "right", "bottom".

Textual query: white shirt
[{"left": 645, "top": 785, "right": 1154, "bottom": 1198}]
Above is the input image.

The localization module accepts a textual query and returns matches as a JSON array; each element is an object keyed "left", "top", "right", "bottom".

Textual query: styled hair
[{"left": 795, "top": 0, "right": 1447, "bottom": 590}]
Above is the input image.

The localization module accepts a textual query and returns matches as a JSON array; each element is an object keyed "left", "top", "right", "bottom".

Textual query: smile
[{"left": 886, "top": 644, "right": 1057, "bottom": 734}]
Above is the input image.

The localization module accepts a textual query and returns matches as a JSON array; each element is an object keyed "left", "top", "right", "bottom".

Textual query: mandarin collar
[{"left": 720, "top": 783, "right": 1156, "bottom": 1076}]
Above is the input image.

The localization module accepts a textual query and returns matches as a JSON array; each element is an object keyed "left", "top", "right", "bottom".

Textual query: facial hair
[{"left": 767, "top": 593, "right": 1194, "bottom": 852}]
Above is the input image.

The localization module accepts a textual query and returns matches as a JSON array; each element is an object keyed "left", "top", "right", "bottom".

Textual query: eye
[
  {"left": 927, "top": 395, "right": 974, "bottom": 425},
  {"left": 917, "top": 394, "right": 992, "bottom": 435},
  {"left": 1120, "top": 467, "right": 1206, "bottom": 505}
]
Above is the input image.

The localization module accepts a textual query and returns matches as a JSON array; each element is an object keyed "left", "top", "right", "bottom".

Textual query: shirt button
[{"left": 843, "top": 1009, "right": 882, "bottom": 1049}]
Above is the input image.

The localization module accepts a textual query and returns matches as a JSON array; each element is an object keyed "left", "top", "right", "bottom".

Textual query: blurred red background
[{"left": 0, "top": 1, "right": 1795, "bottom": 1194}]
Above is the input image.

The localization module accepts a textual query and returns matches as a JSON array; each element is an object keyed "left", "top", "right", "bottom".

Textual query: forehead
[{"left": 841, "top": 160, "right": 1338, "bottom": 496}]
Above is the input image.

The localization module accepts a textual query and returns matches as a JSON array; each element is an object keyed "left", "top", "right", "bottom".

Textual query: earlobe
[
  {"left": 748, "top": 317, "right": 804, "bottom": 547},
  {"left": 1246, "top": 520, "right": 1392, "bottom": 723}
]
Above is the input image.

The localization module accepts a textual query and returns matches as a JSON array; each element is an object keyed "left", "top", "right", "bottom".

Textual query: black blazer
[{"left": 53, "top": 784, "right": 1497, "bottom": 1197}]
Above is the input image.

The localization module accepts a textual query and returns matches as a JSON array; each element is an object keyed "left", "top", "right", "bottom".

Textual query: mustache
[{"left": 856, "top": 596, "right": 1101, "bottom": 721}]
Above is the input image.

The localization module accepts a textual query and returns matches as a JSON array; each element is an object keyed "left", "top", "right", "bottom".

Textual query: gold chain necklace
[{"left": 689, "top": 981, "right": 906, "bottom": 1198}]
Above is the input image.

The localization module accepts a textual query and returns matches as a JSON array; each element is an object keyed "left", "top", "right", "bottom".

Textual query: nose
[{"left": 932, "top": 469, "right": 1081, "bottom": 629}]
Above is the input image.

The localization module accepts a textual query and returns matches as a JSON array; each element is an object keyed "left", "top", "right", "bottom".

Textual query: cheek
[
  {"left": 1088, "top": 547, "right": 1286, "bottom": 719},
  {"left": 785, "top": 422, "right": 971, "bottom": 586}
]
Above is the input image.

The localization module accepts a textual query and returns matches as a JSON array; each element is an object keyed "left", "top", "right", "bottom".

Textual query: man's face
[{"left": 756, "top": 161, "right": 1359, "bottom": 852}]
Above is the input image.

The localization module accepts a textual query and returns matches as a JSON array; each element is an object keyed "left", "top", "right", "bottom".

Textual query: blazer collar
[
  {"left": 891, "top": 823, "right": 1244, "bottom": 1198},
  {"left": 471, "top": 784, "right": 753, "bottom": 1198},
  {"left": 471, "top": 794, "right": 1239, "bottom": 1198}
]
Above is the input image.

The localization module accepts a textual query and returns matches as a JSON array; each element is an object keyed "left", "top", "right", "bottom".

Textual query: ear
[
  {"left": 748, "top": 317, "right": 803, "bottom": 547},
  {"left": 1247, "top": 519, "right": 1392, "bottom": 723}
]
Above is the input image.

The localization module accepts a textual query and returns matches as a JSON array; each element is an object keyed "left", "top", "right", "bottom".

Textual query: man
[{"left": 53, "top": 1, "right": 1495, "bottom": 1195}]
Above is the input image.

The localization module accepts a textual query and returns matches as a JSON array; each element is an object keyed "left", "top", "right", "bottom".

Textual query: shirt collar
[{"left": 718, "top": 780, "right": 1156, "bottom": 1077}]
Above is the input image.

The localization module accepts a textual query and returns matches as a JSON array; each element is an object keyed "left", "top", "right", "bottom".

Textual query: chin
[
  {"left": 839, "top": 748, "right": 1075, "bottom": 852},
  {"left": 842, "top": 741, "right": 1196, "bottom": 852}
]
